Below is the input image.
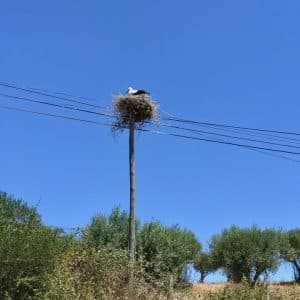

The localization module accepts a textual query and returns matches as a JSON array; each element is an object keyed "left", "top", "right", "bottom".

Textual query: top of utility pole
[{"left": 112, "top": 93, "right": 158, "bottom": 130}]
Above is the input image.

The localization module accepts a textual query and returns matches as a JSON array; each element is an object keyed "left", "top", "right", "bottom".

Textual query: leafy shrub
[
  {"left": 0, "top": 192, "right": 71, "bottom": 299},
  {"left": 204, "top": 282, "right": 267, "bottom": 300},
  {"left": 43, "top": 245, "right": 169, "bottom": 300}
]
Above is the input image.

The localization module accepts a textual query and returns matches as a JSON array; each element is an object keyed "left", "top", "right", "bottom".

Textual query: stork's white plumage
[{"left": 127, "top": 86, "right": 150, "bottom": 96}]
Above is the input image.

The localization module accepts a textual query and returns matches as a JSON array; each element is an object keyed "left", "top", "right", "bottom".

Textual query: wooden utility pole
[
  {"left": 128, "top": 120, "right": 136, "bottom": 261},
  {"left": 113, "top": 94, "right": 156, "bottom": 262}
]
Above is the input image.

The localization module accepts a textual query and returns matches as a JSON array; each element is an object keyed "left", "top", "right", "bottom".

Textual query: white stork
[{"left": 127, "top": 86, "right": 150, "bottom": 96}]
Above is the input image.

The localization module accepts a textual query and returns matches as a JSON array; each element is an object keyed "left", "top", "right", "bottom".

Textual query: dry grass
[
  {"left": 178, "top": 282, "right": 300, "bottom": 300},
  {"left": 112, "top": 95, "right": 157, "bottom": 130},
  {"left": 191, "top": 283, "right": 228, "bottom": 293},
  {"left": 268, "top": 282, "right": 300, "bottom": 300}
]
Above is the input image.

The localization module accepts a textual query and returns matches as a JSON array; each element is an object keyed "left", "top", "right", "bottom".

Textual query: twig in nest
[{"left": 112, "top": 95, "right": 158, "bottom": 131}]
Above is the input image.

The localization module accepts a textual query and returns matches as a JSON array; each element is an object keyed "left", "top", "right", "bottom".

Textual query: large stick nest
[{"left": 112, "top": 95, "right": 158, "bottom": 130}]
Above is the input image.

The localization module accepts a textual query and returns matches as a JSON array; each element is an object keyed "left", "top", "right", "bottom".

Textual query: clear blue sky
[{"left": 1, "top": 1, "right": 299, "bottom": 281}]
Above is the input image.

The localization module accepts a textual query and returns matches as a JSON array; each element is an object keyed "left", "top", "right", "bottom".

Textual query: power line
[
  {"left": 157, "top": 107, "right": 300, "bottom": 144},
  {"left": 0, "top": 93, "right": 113, "bottom": 119},
  {"left": 3, "top": 81, "right": 103, "bottom": 104},
  {"left": 3, "top": 91, "right": 299, "bottom": 149},
  {"left": 163, "top": 116, "right": 300, "bottom": 137},
  {"left": 1, "top": 104, "right": 300, "bottom": 158},
  {"left": 160, "top": 120, "right": 300, "bottom": 163},
  {"left": 0, "top": 104, "right": 109, "bottom": 126},
  {"left": 193, "top": 122, "right": 300, "bottom": 144},
  {"left": 143, "top": 128, "right": 300, "bottom": 156},
  {"left": 3, "top": 80, "right": 299, "bottom": 140},
  {"left": 157, "top": 122, "right": 300, "bottom": 150},
  {"left": 157, "top": 116, "right": 300, "bottom": 161},
  {"left": 3, "top": 94, "right": 299, "bottom": 159},
  {"left": 159, "top": 120, "right": 300, "bottom": 162},
  {"left": 0, "top": 81, "right": 106, "bottom": 110},
  {"left": 26, "top": 85, "right": 99, "bottom": 103}
]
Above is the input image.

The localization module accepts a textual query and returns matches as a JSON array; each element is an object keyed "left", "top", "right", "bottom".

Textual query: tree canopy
[
  {"left": 139, "top": 221, "right": 201, "bottom": 281},
  {"left": 83, "top": 206, "right": 132, "bottom": 250},
  {"left": 209, "top": 225, "right": 282, "bottom": 286},
  {"left": 0, "top": 192, "right": 72, "bottom": 299},
  {"left": 281, "top": 229, "right": 300, "bottom": 282}
]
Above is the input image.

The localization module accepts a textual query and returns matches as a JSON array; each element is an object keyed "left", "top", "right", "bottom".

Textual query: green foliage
[
  {"left": 1, "top": 191, "right": 299, "bottom": 299},
  {"left": 199, "top": 282, "right": 300, "bottom": 300},
  {"left": 43, "top": 245, "right": 168, "bottom": 300},
  {"left": 0, "top": 192, "right": 73, "bottom": 299},
  {"left": 83, "top": 210, "right": 201, "bottom": 284},
  {"left": 194, "top": 251, "right": 216, "bottom": 283},
  {"left": 83, "top": 206, "right": 136, "bottom": 250},
  {"left": 209, "top": 225, "right": 281, "bottom": 286},
  {"left": 281, "top": 229, "right": 300, "bottom": 282},
  {"left": 0, "top": 191, "right": 41, "bottom": 226},
  {"left": 140, "top": 221, "right": 201, "bottom": 282},
  {"left": 204, "top": 281, "right": 268, "bottom": 300}
]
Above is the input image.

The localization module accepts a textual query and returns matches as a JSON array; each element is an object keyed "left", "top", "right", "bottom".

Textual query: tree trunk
[
  {"left": 128, "top": 121, "right": 136, "bottom": 261},
  {"left": 200, "top": 273, "right": 206, "bottom": 283},
  {"left": 251, "top": 271, "right": 260, "bottom": 288},
  {"left": 167, "top": 274, "right": 174, "bottom": 300},
  {"left": 293, "top": 260, "right": 300, "bottom": 282}
]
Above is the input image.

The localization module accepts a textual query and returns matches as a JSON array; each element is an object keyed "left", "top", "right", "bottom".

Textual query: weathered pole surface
[{"left": 128, "top": 120, "right": 136, "bottom": 261}]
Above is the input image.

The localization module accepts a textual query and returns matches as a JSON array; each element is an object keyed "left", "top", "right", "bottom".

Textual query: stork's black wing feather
[{"left": 134, "top": 90, "right": 150, "bottom": 95}]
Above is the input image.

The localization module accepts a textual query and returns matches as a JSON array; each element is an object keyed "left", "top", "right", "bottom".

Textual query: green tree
[
  {"left": 140, "top": 221, "right": 201, "bottom": 282},
  {"left": 0, "top": 192, "right": 71, "bottom": 299},
  {"left": 209, "top": 225, "right": 281, "bottom": 287},
  {"left": 83, "top": 210, "right": 201, "bottom": 283},
  {"left": 281, "top": 229, "right": 300, "bottom": 282},
  {"left": 83, "top": 206, "right": 137, "bottom": 250},
  {"left": 194, "top": 251, "right": 216, "bottom": 283},
  {"left": 0, "top": 191, "right": 41, "bottom": 226}
]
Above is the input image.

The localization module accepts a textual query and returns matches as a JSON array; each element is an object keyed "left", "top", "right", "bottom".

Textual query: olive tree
[
  {"left": 82, "top": 206, "right": 137, "bottom": 250},
  {"left": 194, "top": 251, "right": 216, "bottom": 283},
  {"left": 209, "top": 225, "right": 281, "bottom": 287},
  {"left": 281, "top": 229, "right": 300, "bottom": 282},
  {"left": 139, "top": 221, "right": 201, "bottom": 282}
]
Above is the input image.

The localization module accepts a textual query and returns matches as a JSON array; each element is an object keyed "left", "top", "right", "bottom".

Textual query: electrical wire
[
  {"left": 0, "top": 93, "right": 113, "bottom": 119},
  {"left": 1, "top": 104, "right": 300, "bottom": 157},
  {"left": 163, "top": 116, "right": 300, "bottom": 137},
  {"left": 3, "top": 80, "right": 299, "bottom": 141},
  {"left": 3, "top": 93, "right": 300, "bottom": 161},
  {"left": 2, "top": 81, "right": 102, "bottom": 104},
  {"left": 143, "top": 128, "right": 300, "bottom": 155},
  {"left": 0, "top": 104, "right": 109, "bottom": 126},
  {"left": 0, "top": 81, "right": 106, "bottom": 110},
  {"left": 192, "top": 122, "right": 300, "bottom": 145},
  {"left": 4, "top": 91, "right": 299, "bottom": 150},
  {"left": 159, "top": 107, "right": 300, "bottom": 144},
  {"left": 26, "top": 86, "right": 99, "bottom": 103},
  {"left": 157, "top": 122, "right": 300, "bottom": 150}
]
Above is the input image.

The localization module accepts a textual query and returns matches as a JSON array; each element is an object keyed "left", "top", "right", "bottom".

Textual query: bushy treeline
[{"left": 0, "top": 191, "right": 299, "bottom": 299}]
